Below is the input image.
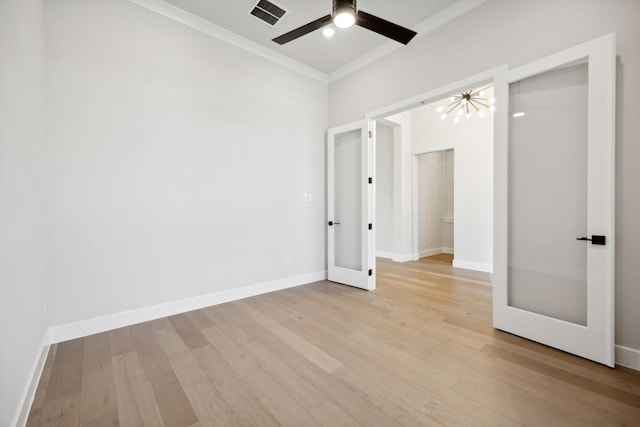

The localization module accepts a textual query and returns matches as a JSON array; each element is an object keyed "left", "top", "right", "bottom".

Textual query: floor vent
[{"left": 249, "top": 0, "right": 287, "bottom": 26}]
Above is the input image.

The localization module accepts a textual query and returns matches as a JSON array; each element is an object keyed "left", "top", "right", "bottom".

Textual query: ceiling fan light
[{"left": 333, "top": 10, "right": 355, "bottom": 28}]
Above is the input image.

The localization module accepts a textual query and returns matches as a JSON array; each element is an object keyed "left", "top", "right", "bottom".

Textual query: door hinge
[
  {"left": 368, "top": 177, "right": 373, "bottom": 184},
  {"left": 368, "top": 223, "right": 373, "bottom": 230},
  {"left": 368, "top": 130, "right": 372, "bottom": 138},
  {"left": 368, "top": 269, "right": 373, "bottom": 276}
]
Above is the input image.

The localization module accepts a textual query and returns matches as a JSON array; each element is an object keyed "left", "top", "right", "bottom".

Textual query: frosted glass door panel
[
  {"left": 508, "top": 63, "right": 588, "bottom": 325},
  {"left": 334, "top": 129, "right": 363, "bottom": 270}
]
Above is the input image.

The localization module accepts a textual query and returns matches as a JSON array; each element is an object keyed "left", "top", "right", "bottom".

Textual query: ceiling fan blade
[
  {"left": 272, "top": 15, "right": 333, "bottom": 45},
  {"left": 356, "top": 10, "right": 417, "bottom": 45}
]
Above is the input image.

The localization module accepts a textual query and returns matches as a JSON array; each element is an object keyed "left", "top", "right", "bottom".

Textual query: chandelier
[{"left": 437, "top": 84, "right": 495, "bottom": 123}]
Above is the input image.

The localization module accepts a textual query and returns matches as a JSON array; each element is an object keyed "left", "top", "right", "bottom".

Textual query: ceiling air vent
[{"left": 249, "top": 0, "right": 287, "bottom": 26}]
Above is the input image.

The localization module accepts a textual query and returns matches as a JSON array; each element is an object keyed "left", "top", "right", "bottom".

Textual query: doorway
[
  {"left": 372, "top": 84, "right": 494, "bottom": 272},
  {"left": 416, "top": 149, "right": 454, "bottom": 262}
]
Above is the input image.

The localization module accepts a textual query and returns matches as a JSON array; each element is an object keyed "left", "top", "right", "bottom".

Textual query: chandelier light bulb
[{"left": 437, "top": 84, "right": 494, "bottom": 122}]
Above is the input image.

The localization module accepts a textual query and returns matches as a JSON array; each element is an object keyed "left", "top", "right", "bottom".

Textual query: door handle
[
  {"left": 576, "top": 235, "right": 606, "bottom": 245},
  {"left": 328, "top": 221, "right": 341, "bottom": 226}
]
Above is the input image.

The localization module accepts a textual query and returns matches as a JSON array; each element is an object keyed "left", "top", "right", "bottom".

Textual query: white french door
[
  {"left": 493, "top": 34, "right": 616, "bottom": 366},
  {"left": 327, "top": 119, "right": 376, "bottom": 290}
]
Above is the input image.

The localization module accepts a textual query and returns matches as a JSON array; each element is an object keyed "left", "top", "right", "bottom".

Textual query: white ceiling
[{"left": 159, "top": 0, "right": 457, "bottom": 75}]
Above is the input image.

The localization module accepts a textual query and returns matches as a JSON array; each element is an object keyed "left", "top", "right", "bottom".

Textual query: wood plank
[
  {"left": 554, "top": 379, "right": 640, "bottom": 422},
  {"left": 112, "top": 351, "right": 165, "bottom": 426},
  {"left": 452, "top": 373, "right": 607, "bottom": 427},
  {"left": 183, "top": 309, "right": 216, "bottom": 330},
  {"left": 222, "top": 306, "right": 406, "bottom": 427},
  {"left": 197, "top": 321, "right": 259, "bottom": 378},
  {"left": 79, "top": 333, "right": 119, "bottom": 425},
  {"left": 26, "top": 344, "right": 58, "bottom": 426},
  {"left": 155, "top": 323, "right": 240, "bottom": 425},
  {"left": 43, "top": 338, "right": 84, "bottom": 402},
  {"left": 149, "top": 371, "right": 199, "bottom": 427},
  {"left": 130, "top": 321, "right": 173, "bottom": 380},
  {"left": 192, "top": 344, "right": 280, "bottom": 427},
  {"left": 309, "top": 399, "right": 364, "bottom": 427},
  {"left": 482, "top": 343, "right": 640, "bottom": 407},
  {"left": 331, "top": 366, "right": 445, "bottom": 427},
  {"left": 38, "top": 394, "right": 81, "bottom": 426},
  {"left": 233, "top": 300, "right": 344, "bottom": 373},
  {"left": 168, "top": 313, "right": 209, "bottom": 350},
  {"left": 243, "top": 369, "right": 322, "bottom": 426},
  {"left": 210, "top": 300, "right": 328, "bottom": 409},
  {"left": 205, "top": 300, "right": 398, "bottom": 426},
  {"left": 108, "top": 326, "right": 135, "bottom": 356}
]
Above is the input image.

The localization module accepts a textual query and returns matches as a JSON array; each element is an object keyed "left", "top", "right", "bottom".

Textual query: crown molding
[
  {"left": 329, "top": 0, "right": 488, "bottom": 83},
  {"left": 128, "top": 0, "right": 329, "bottom": 83}
]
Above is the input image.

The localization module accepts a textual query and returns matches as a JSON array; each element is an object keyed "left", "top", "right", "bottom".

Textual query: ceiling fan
[{"left": 272, "top": 0, "right": 418, "bottom": 45}]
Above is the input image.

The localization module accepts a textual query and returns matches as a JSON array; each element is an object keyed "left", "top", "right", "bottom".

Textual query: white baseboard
[
  {"left": 452, "top": 259, "right": 493, "bottom": 273},
  {"left": 375, "top": 251, "right": 395, "bottom": 260},
  {"left": 615, "top": 345, "right": 640, "bottom": 371},
  {"left": 48, "top": 270, "right": 327, "bottom": 344},
  {"left": 392, "top": 253, "right": 414, "bottom": 263},
  {"left": 375, "top": 251, "right": 415, "bottom": 262},
  {"left": 13, "top": 330, "right": 50, "bottom": 427},
  {"left": 419, "top": 248, "right": 443, "bottom": 258},
  {"left": 417, "top": 248, "right": 454, "bottom": 258}
]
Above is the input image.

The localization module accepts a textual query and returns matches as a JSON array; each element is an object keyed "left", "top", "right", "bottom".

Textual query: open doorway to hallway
[{"left": 374, "top": 83, "right": 494, "bottom": 273}]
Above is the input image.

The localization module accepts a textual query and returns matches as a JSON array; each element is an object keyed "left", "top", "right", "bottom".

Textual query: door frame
[
  {"left": 412, "top": 148, "right": 455, "bottom": 260},
  {"left": 365, "top": 66, "right": 504, "bottom": 266}
]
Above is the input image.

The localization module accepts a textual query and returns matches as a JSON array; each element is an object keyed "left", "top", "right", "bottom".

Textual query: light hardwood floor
[{"left": 27, "top": 256, "right": 640, "bottom": 426}]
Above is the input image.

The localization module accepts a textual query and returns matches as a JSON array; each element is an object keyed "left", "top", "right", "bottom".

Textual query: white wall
[
  {"left": 328, "top": 0, "right": 640, "bottom": 355},
  {"left": 0, "top": 0, "right": 49, "bottom": 425},
  {"left": 45, "top": 0, "right": 328, "bottom": 326},
  {"left": 375, "top": 123, "right": 395, "bottom": 254}
]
